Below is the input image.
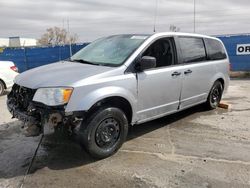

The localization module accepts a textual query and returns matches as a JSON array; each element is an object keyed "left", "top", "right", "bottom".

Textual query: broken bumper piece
[{"left": 7, "top": 84, "right": 84, "bottom": 136}]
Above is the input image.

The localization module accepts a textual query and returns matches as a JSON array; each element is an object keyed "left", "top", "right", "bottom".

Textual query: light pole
[{"left": 194, "top": 0, "right": 196, "bottom": 33}]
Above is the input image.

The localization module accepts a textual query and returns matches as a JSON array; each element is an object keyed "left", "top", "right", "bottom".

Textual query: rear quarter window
[
  {"left": 179, "top": 37, "right": 206, "bottom": 63},
  {"left": 204, "top": 38, "right": 227, "bottom": 60}
]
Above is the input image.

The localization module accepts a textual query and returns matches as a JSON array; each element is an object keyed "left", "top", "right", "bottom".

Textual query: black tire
[
  {"left": 80, "top": 106, "right": 128, "bottom": 159},
  {"left": 205, "top": 81, "right": 223, "bottom": 110},
  {"left": 0, "top": 80, "right": 5, "bottom": 96}
]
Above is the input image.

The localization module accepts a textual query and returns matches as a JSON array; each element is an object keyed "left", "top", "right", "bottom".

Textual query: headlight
[{"left": 33, "top": 87, "right": 73, "bottom": 106}]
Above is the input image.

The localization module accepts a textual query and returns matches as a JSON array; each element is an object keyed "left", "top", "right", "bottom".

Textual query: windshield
[{"left": 71, "top": 35, "right": 149, "bottom": 66}]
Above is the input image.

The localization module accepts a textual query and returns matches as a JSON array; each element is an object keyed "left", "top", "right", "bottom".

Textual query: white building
[
  {"left": 0, "top": 37, "right": 37, "bottom": 47},
  {"left": 0, "top": 38, "right": 9, "bottom": 47}
]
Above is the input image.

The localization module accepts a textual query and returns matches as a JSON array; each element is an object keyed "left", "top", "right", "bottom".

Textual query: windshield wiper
[
  {"left": 70, "top": 59, "right": 117, "bottom": 67},
  {"left": 70, "top": 59, "right": 97, "bottom": 65}
]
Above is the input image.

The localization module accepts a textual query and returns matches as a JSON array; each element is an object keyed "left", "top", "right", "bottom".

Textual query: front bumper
[
  {"left": 8, "top": 103, "right": 39, "bottom": 125},
  {"left": 7, "top": 84, "right": 84, "bottom": 135}
]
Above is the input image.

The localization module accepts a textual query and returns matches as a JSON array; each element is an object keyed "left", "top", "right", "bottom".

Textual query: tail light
[
  {"left": 229, "top": 63, "right": 232, "bottom": 72},
  {"left": 10, "top": 66, "right": 18, "bottom": 73}
]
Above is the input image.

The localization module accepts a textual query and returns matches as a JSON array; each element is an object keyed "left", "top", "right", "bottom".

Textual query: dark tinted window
[
  {"left": 142, "top": 38, "right": 175, "bottom": 68},
  {"left": 205, "top": 38, "right": 227, "bottom": 60},
  {"left": 179, "top": 37, "right": 206, "bottom": 63}
]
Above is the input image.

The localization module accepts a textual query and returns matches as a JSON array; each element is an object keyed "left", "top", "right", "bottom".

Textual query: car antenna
[{"left": 153, "top": 0, "right": 158, "bottom": 33}]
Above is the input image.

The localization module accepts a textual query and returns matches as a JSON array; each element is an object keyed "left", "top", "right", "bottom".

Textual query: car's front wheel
[
  {"left": 0, "top": 80, "right": 5, "bottom": 96},
  {"left": 80, "top": 106, "right": 128, "bottom": 159}
]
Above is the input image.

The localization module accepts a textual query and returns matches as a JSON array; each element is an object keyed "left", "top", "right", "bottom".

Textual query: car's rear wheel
[
  {"left": 205, "top": 81, "right": 223, "bottom": 110},
  {"left": 0, "top": 80, "right": 5, "bottom": 96},
  {"left": 80, "top": 106, "right": 128, "bottom": 159}
]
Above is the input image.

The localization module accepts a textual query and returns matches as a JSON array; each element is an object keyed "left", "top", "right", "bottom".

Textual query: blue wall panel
[
  {"left": 1, "top": 36, "right": 250, "bottom": 72},
  {"left": 0, "top": 44, "right": 88, "bottom": 72},
  {"left": 218, "top": 35, "right": 250, "bottom": 71},
  {"left": 0, "top": 48, "right": 26, "bottom": 72}
]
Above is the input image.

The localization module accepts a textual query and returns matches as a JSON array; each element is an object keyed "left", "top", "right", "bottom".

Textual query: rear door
[{"left": 177, "top": 36, "right": 214, "bottom": 109}]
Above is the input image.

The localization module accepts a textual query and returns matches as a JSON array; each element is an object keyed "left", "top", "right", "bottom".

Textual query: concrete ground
[{"left": 0, "top": 80, "right": 250, "bottom": 188}]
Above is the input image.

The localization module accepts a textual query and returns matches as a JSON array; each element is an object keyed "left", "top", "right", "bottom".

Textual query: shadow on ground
[{"left": 0, "top": 104, "right": 209, "bottom": 179}]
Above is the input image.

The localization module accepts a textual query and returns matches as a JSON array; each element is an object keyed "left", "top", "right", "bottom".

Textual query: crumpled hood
[{"left": 15, "top": 61, "right": 114, "bottom": 89}]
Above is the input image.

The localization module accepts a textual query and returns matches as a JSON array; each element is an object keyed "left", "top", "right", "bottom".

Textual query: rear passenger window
[
  {"left": 179, "top": 37, "right": 206, "bottom": 63},
  {"left": 205, "top": 38, "right": 227, "bottom": 60}
]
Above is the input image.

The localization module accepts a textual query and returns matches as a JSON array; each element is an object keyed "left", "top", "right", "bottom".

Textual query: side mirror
[{"left": 135, "top": 56, "right": 156, "bottom": 71}]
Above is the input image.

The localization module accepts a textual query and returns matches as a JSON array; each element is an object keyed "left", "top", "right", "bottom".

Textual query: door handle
[
  {"left": 184, "top": 69, "right": 192, "bottom": 74},
  {"left": 171, "top": 72, "right": 181, "bottom": 76}
]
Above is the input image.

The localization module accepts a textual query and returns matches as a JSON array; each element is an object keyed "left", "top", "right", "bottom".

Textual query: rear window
[
  {"left": 204, "top": 38, "right": 227, "bottom": 60},
  {"left": 179, "top": 37, "right": 206, "bottom": 63}
]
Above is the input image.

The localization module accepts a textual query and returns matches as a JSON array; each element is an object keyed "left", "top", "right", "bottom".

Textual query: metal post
[
  {"left": 23, "top": 40, "right": 28, "bottom": 71},
  {"left": 23, "top": 47, "right": 28, "bottom": 71},
  {"left": 67, "top": 19, "right": 72, "bottom": 57}
]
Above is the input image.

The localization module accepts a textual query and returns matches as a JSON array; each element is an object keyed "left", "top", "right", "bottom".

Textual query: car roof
[
  {"left": 105, "top": 33, "right": 219, "bottom": 42},
  {"left": 111, "top": 32, "right": 220, "bottom": 42},
  {"left": 150, "top": 32, "right": 219, "bottom": 40}
]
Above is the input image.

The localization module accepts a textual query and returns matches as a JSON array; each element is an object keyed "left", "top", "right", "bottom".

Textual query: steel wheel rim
[
  {"left": 0, "top": 83, "right": 3, "bottom": 94},
  {"left": 211, "top": 86, "right": 221, "bottom": 106},
  {"left": 95, "top": 118, "right": 120, "bottom": 149}
]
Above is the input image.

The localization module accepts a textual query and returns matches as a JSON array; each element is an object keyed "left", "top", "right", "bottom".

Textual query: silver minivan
[{"left": 7, "top": 32, "right": 230, "bottom": 158}]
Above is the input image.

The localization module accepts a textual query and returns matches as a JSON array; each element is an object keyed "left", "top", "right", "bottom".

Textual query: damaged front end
[{"left": 7, "top": 84, "right": 83, "bottom": 136}]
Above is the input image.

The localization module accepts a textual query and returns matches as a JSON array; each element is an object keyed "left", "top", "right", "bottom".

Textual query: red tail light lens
[
  {"left": 10, "top": 66, "right": 18, "bottom": 73},
  {"left": 229, "top": 63, "right": 232, "bottom": 71}
]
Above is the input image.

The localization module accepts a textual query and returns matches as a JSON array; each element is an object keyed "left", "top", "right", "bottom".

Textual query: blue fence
[
  {"left": 218, "top": 35, "right": 250, "bottom": 71},
  {"left": 0, "top": 44, "right": 88, "bottom": 72},
  {"left": 1, "top": 36, "right": 250, "bottom": 72}
]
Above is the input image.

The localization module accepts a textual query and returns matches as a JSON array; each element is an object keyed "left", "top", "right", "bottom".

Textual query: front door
[{"left": 136, "top": 37, "right": 182, "bottom": 123}]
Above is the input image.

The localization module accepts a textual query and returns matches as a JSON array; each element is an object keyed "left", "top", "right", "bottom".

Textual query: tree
[
  {"left": 169, "top": 25, "right": 180, "bottom": 32},
  {"left": 38, "top": 27, "right": 78, "bottom": 46}
]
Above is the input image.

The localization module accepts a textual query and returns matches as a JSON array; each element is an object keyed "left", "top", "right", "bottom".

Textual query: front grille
[{"left": 8, "top": 84, "right": 36, "bottom": 111}]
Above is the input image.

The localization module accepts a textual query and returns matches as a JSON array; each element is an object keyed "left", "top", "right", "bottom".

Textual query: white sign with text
[{"left": 237, "top": 44, "right": 250, "bottom": 55}]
